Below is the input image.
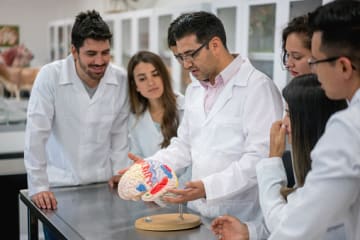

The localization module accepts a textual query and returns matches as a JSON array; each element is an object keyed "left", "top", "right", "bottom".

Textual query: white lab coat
[
  {"left": 257, "top": 158, "right": 346, "bottom": 240},
  {"left": 128, "top": 93, "right": 185, "bottom": 158},
  {"left": 24, "top": 55, "right": 129, "bottom": 196},
  {"left": 148, "top": 56, "right": 283, "bottom": 239},
  {"left": 269, "top": 89, "right": 360, "bottom": 240},
  {"left": 128, "top": 93, "right": 191, "bottom": 187}
]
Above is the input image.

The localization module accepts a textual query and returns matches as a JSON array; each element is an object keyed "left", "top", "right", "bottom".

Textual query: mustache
[{"left": 89, "top": 64, "right": 106, "bottom": 68}]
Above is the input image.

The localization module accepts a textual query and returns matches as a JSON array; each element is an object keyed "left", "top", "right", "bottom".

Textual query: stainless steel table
[{"left": 19, "top": 183, "right": 216, "bottom": 240}]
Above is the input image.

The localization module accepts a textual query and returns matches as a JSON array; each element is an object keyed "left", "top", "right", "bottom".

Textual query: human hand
[
  {"left": 163, "top": 180, "right": 205, "bottom": 204},
  {"left": 108, "top": 175, "right": 122, "bottom": 189},
  {"left": 109, "top": 153, "right": 145, "bottom": 188},
  {"left": 269, "top": 120, "right": 287, "bottom": 158},
  {"left": 31, "top": 191, "right": 57, "bottom": 210},
  {"left": 127, "top": 152, "right": 145, "bottom": 164},
  {"left": 211, "top": 215, "right": 249, "bottom": 240}
]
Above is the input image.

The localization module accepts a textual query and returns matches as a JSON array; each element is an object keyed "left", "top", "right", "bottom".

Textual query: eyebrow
[
  {"left": 135, "top": 68, "right": 157, "bottom": 78},
  {"left": 179, "top": 49, "right": 197, "bottom": 56},
  {"left": 85, "top": 48, "right": 110, "bottom": 54}
]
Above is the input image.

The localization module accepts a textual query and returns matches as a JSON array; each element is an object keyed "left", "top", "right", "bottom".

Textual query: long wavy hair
[
  {"left": 281, "top": 74, "right": 347, "bottom": 197},
  {"left": 127, "top": 51, "right": 179, "bottom": 148}
]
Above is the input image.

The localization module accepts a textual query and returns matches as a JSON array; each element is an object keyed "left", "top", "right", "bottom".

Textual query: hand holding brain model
[{"left": 118, "top": 160, "right": 178, "bottom": 203}]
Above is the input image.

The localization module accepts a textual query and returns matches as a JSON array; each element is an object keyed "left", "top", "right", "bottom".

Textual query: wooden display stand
[{"left": 135, "top": 213, "right": 201, "bottom": 231}]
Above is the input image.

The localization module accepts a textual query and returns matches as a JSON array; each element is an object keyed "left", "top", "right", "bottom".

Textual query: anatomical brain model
[{"left": 118, "top": 160, "right": 178, "bottom": 202}]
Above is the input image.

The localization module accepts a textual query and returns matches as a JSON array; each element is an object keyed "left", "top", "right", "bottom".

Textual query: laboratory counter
[{"left": 19, "top": 183, "right": 216, "bottom": 240}]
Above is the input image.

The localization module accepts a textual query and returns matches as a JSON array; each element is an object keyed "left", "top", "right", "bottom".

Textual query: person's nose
[
  {"left": 182, "top": 59, "right": 193, "bottom": 70},
  {"left": 286, "top": 58, "right": 294, "bottom": 69},
  {"left": 94, "top": 54, "right": 105, "bottom": 65},
  {"left": 148, "top": 76, "right": 155, "bottom": 86}
]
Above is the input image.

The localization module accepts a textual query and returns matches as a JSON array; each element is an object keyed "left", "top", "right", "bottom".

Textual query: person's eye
[
  {"left": 292, "top": 54, "right": 304, "bottom": 61},
  {"left": 136, "top": 77, "right": 146, "bottom": 82},
  {"left": 152, "top": 71, "right": 160, "bottom": 77},
  {"left": 102, "top": 50, "right": 110, "bottom": 56},
  {"left": 86, "top": 52, "right": 96, "bottom": 57}
]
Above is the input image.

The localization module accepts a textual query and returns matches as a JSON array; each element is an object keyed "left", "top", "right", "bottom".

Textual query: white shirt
[
  {"left": 128, "top": 93, "right": 184, "bottom": 158},
  {"left": 257, "top": 158, "right": 346, "bottom": 240},
  {"left": 147, "top": 55, "right": 283, "bottom": 240},
  {"left": 128, "top": 93, "right": 191, "bottom": 187},
  {"left": 24, "top": 55, "right": 129, "bottom": 196},
  {"left": 269, "top": 89, "right": 360, "bottom": 240}
]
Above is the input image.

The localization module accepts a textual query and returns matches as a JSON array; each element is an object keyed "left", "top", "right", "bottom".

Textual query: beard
[{"left": 77, "top": 57, "right": 107, "bottom": 82}]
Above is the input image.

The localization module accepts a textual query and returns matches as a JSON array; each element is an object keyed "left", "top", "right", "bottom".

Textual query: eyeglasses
[
  {"left": 174, "top": 40, "right": 209, "bottom": 63},
  {"left": 308, "top": 56, "right": 357, "bottom": 71}
]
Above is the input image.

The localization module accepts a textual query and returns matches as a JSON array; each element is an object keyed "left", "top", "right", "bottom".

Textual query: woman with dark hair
[
  {"left": 127, "top": 51, "right": 181, "bottom": 150},
  {"left": 282, "top": 14, "right": 312, "bottom": 77},
  {"left": 211, "top": 74, "right": 347, "bottom": 240},
  {"left": 126, "top": 50, "right": 190, "bottom": 186},
  {"left": 278, "top": 74, "right": 347, "bottom": 197}
]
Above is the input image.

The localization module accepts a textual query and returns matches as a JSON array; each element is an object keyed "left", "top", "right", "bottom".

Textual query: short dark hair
[
  {"left": 282, "top": 73, "right": 347, "bottom": 188},
  {"left": 71, "top": 10, "right": 112, "bottom": 51},
  {"left": 309, "top": 0, "right": 360, "bottom": 69},
  {"left": 282, "top": 14, "right": 311, "bottom": 66},
  {"left": 170, "top": 11, "right": 227, "bottom": 49},
  {"left": 167, "top": 19, "right": 177, "bottom": 48}
]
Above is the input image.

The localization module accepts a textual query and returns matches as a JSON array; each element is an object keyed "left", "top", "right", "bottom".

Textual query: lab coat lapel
[
  {"left": 144, "top": 109, "right": 162, "bottom": 138},
  {"left": 89, "top": 64, "right": 118, "bottom": 105},
  {"left": 203, "top": 79, "right": 234, "bottom": 125},
  {"left": 59, "top": 55, "right": 89, "bottom": 101},
  {"left": 202, "top": 58, "right": 251, "bottom": 126}
]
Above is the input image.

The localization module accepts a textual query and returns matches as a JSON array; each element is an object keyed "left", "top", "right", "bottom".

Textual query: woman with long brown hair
[{"left": 127, "top": 50, "right": 190, "bottom": 186}]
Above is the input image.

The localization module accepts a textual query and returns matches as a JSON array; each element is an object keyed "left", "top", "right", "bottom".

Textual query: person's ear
[
  {"left": 339, "top": 57, "right": 354, "bottom": 79},
  {"left": 71, "top": 45, "right": 78, "bottom": 60},
  {"left": 209, "top": 37, "right": 222, "bottom": 53}
]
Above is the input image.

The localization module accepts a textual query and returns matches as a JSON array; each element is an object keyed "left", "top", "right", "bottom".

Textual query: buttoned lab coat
[
  {"left": 269, "top": 89, "right": 360, "bottom": 240},
  {"left": 24, "top": 55, "right": 129, "bottom": 196},
  {"left": 148, "top": 56, "right": 283, "bottom": 239},
  {"left": 257, "top": 158, "right": 346, "bottom": 240}
]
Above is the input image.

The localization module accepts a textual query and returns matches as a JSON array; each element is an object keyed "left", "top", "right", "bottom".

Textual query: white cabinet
[
  {"left": 212, "top": 0, "right": 322, "bottom": 92},
  {"left": 110, "top": 9, "right": 153, "bottom": 68},
  {"left": 153, "top": 3, "right": 212, "bottom": 93},
  {"left": 48, "top": 19, "right": 72, "bottom": 62},
  {"left": 48, "top": 0, "right": 322, "bottom": 93}
]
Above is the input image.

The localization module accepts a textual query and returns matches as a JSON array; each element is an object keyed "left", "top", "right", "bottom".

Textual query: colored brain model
[{"left": 118, "top": 160, "right": 178, "bottom": 202}]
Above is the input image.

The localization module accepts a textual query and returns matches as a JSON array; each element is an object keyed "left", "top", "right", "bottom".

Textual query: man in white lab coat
[
  {"left": 24, "top": 10, "right": 129, "bottom": 212},
  {"left": 268, "top": 1, "right": 360, "bottom": 239},
  {"left": 125, "top": 11, "right": 283, "bottom": 239}
]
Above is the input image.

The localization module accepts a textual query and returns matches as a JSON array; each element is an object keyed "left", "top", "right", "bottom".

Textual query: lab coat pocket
[
  {"left": 211, "top": 117, "right": 244, "bottom": 152},
  {"left": 88, "top": 114, "right": 114, "bottom": 144}
]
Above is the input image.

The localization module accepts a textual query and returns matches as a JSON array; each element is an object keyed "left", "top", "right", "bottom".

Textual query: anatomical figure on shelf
[{"left": 0, "top": 44, "right": 39, "bottom": 99}]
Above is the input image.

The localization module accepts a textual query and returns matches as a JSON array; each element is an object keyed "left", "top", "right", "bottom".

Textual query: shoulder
[
  {"left": 311, "top": 105, "right": 360, "bottom": 177},
  {"left": 33, "top": 58, "right": 66, "bottom": 87},
  {"left": 232, "top": 58, "right": 271, "bottom": 86},
  {"left": 174, "top": 91, "right": 185, "bottom": 110},
  {"left": 108, "top": 63, "right": 127, "bottom": 79},
  {"left": 39, "top": 58, "right": 65, "bottom": 75},
  {"left": 183, "top": 80, "right": 202, "bottom": 99}
]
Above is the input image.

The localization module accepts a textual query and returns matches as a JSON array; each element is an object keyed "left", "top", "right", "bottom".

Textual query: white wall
[
  {"left": 0, "top": 0, "right": 211, "bottom": 67},
  {"left": 0, "top": 0, "right": 104, "bottom": 67}
]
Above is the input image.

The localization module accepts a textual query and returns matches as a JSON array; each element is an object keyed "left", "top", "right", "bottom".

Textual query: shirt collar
[
  {"left": 350, "top": 88, "right": 360, "bottom": 106},
  {"left": 199, "top": 54, "right": 243, "bottom": 89}
]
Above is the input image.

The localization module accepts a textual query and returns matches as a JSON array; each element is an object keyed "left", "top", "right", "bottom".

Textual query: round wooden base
[{"left": 135, "top": 213, "right": 201, "bottom": 231}]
